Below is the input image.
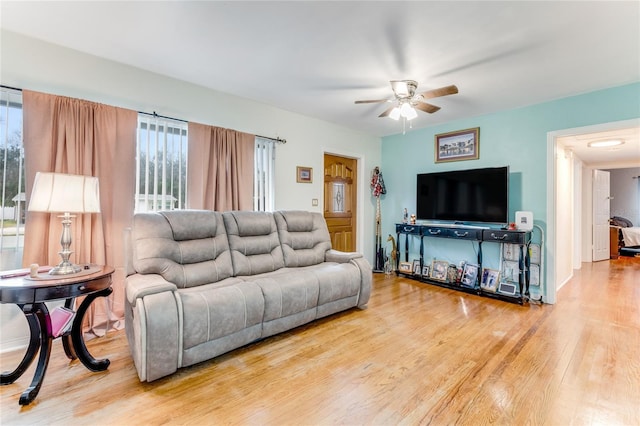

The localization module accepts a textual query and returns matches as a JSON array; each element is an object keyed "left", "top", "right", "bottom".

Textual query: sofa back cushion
[
  {"left": 223, "top": 211, "right": 284, "bottom": 275},
  {"left": 274, "top": 211, "right": 332, "bottom": 267},
  {"left": 131, "top": 210, "right": 233, "bottom": 288}
]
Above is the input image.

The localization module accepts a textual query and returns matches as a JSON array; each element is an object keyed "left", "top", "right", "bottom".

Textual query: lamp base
[
  {"left": 48, "top": 261, "right": 82, "bottom": 275},
  {"left": 49, "top": 213, "right": 82, "bottom": 275}
]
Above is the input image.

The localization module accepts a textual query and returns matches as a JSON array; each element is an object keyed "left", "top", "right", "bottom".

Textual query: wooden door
[{"left": 323, "top": 154, "right": 357, "bottom": 252}]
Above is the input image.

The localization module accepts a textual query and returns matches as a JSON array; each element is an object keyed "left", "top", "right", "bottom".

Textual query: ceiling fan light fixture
[
  {"left": 588, "top": 139, "right": 624, "bottom": 148},
  {"left": 402, "top": 105, "right": 418, "bottom": 120},
  {"left": 355, "top": 80, "right": 458, "bottom": 122}
]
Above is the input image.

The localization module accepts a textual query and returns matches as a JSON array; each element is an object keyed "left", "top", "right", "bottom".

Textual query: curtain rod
[
  {"left": 0, "top": 84, "right": 22, "bottom": 92},
  {"left": 1, "top": 85, "right": 287, "bottom": 144},
  {"left": 139, "top": 112, "right": 285, "bottom": 143},
  {"left": 139, "top": 112, "right": 286, "bottom": 144},
  {"left": 138, "top": 110, "right": 187, "bottom": 123},
  {"left": 256, "top": 135, "right": 287, "bottom": 144}
]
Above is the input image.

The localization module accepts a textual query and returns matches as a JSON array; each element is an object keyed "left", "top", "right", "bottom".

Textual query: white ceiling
[
  {"left": 558, "top": 126, "right": 640, "bottom": 169},
  {"left": 1, "top": 1, "right": 639, "bottom": 165}
]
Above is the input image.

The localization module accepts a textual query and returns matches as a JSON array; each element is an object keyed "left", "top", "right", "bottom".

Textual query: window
[
  {"left": 0, "top": 88, "right": 25, "bottom": 269},
  {"left": 254, "top": 137, "right": 276, "bottom": 212},
  {"left": 135, "top": 115, "right": 188, "bottom": 212},
  {"left": 1, "top": 92, "right": 276, "bottom": 268}
]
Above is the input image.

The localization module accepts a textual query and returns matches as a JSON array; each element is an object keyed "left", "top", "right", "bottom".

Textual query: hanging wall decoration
[{"left": 371, "top": 166, "right": 387, "bottom": 272}]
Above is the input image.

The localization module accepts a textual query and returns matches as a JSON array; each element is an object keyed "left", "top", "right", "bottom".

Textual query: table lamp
[{"left": 28, "top": 172, "right": 101, "bottom": 275}]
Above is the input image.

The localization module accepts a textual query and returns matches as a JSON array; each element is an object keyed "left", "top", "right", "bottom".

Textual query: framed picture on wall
[
  {"left": 435, "top": 127, "right": 480, "bottom": 163},
  {"left": 296, "top": 166, "right": 313, "bottom": 183}
]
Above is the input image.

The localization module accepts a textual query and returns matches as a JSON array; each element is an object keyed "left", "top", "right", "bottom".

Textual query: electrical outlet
[{"left": 312, "top": 198, "right": 318, "bottom": 206}]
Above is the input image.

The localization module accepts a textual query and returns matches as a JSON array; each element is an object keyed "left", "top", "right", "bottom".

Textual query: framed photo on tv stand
[
  {"left": 398, "top": 262, "right": 412, "bottom": 274},
  {"left": 480, "top": 268, "right": 500, "bottom": 292},
  {"left": 461, "top": 263, "right": 479, "bottom": 287},
  {"left": 431, "top": 260, "right": 448, "bottom": 281}
]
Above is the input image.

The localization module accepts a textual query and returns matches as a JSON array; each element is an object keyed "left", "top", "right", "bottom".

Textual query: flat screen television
[{"left": 416, "top": 166, "right": 509, "bottom": 224}]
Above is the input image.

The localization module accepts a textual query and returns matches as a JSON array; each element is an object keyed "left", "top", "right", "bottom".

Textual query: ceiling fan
[{"left": 355, "top": 80, "right": 458, "bottom": 120}]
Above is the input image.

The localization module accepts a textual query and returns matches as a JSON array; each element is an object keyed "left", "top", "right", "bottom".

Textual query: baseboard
[{"left": 556, "top": 270, "right": 574, "bottom": 293}]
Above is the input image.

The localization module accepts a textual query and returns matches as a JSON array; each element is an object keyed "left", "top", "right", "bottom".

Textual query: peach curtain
[
  {"left": 187, "top": 122, "right": 254, "bottom": 211},
  {"left": 22, "top": 90, "right": 136, "bottom": 337}
]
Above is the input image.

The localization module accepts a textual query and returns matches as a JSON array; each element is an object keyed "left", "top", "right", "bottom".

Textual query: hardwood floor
[{"left": 2, "top": 257, "right": 639, "bottom": 425}]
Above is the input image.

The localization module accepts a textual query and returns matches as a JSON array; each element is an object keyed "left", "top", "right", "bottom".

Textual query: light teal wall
[{"left": 380, "top": 82, "right": 640, "bottom": 290}]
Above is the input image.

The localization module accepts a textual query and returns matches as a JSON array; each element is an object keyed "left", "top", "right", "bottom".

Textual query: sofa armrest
[
  {"left": 125, "top": 273, "right": 180, "bottom": 382},
  {"left": 126, "top": 273, "right": 177, "bottom": 307},
  {"left": 325, "top": 249, "right": 363, "bottom": 263},
  {"left": 350, "top": 257, "right": 372, "bottom": 308}
]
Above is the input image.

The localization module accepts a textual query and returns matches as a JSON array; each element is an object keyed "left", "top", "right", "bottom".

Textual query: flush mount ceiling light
[{"left": 588, "top": 139, "right": 625, "bottom": 148}]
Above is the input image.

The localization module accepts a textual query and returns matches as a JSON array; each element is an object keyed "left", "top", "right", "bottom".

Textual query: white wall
[
  {"left": 581, "top": 166, "right": 594, "bottom": 262},
  {"left": 607, "top": 167, "right": 640, "bottom": 226},
  {"left": 0, "top": 30, "right": 381, "bottom": 352},
  {"left": 572, "top": 156, "right": 583, "bottom": 269},
  {"left": 555, "top": 143, "right": 574, "bottom": 291}
]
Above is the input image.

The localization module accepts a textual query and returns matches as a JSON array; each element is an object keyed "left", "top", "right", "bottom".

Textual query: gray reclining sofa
[{"left": 124, "top": 210, "right": 372, "bottom": 382}]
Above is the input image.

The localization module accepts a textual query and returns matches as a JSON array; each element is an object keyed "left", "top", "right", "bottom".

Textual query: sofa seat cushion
[
  {"left": 304, "top": 262, "right": 361, "bottom": 304},
  {"left": 244, "top": 262, "right": 361, "bottom": 309},
  {"left": 248, "top": 272, "right": 320, "bottom": 322},
  {"left": 177, "top": 278, "right": 264, "bottom": 350}
]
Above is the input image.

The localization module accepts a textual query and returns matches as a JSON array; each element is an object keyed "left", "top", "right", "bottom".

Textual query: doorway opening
[{"left": 547, "top": 118, "right": 640, "bottom": 304}]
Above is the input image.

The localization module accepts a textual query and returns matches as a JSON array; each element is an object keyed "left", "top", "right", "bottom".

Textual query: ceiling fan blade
[
  {"left": 378, "top": 105, "right": 396, "bottom": 118},
  {"left": 414, "top": 102, "right": 441, "bottom": 114},
  {"left": 419, "top": 85, "right": 459, "bottom": 100},
  {"left": 355, "top": 98, "right": 392, "bottom": 104}
]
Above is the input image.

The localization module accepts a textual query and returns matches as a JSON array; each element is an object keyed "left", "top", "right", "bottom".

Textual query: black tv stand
[{"left": 395, "top": 223, "right": 532, "bottom": 305}]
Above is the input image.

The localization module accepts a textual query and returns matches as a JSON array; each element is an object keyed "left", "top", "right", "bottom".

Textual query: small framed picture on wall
[{"left": 296, "top": 166, "right": 313, "bottom": 183}]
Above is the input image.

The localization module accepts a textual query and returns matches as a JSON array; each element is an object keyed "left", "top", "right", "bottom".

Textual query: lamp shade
[
  {"left": 403, "top": 106, "right": 418, "bottom": 120},
  {"left": 389, "top": 107, "right": 401, "bottom": 121},
  {"left": 400, "top": 103, "right": 418, "bottom": 120},
  {"left": 28, "top": 172, "right": 101, "bottom": 214}
]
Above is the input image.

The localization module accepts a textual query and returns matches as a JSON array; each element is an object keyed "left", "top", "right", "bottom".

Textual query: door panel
[
  {"left": 324, "top": 154, "right": 357, "bottom": 252},
  {"left": 592, "top": 169, "right": 610, "bottom": 262}
]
